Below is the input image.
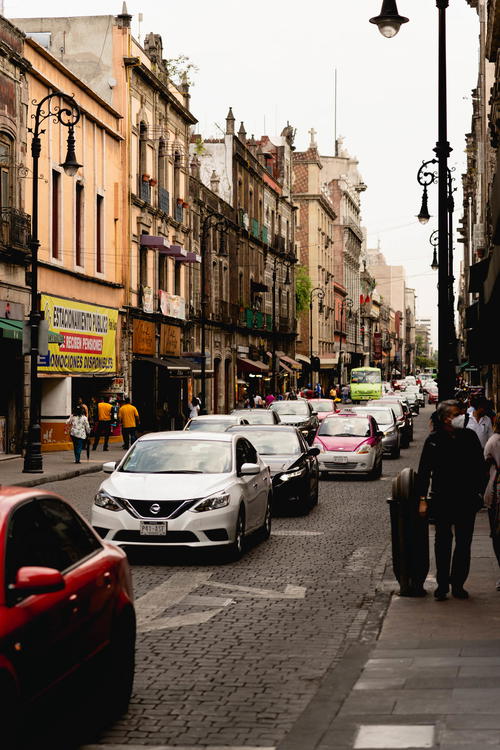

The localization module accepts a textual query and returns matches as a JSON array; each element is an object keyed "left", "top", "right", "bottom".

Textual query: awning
[
  {"left": 295, "top": 353, "right": 310, "bottom": 365},
  {"left": 319, "top": 357, "right": 339, "bottom": 369},
  {"left": 134, "top": 355, "right": 192, "bottom": 376},
  {"left": 276, "top": 351, "right": 302, "bottom": 370},
  {"left": 237, "top": 357, "right": 269, "bottom": 374},
  {"left": 279, "top": 361, "right": 293, "bottom": 374},
  {"left": 468, "top": 257, "right": 490, "bottom": 294},
  {"left": 0, "top": 318, "right": 23, "bottom": 341},
  {"left": 250, "top": 280, "right": 269, "bottom": 293}
]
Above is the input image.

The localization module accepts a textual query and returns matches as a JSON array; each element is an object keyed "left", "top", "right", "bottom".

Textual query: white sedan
[{"left": 91, "top": 431, "right": 272, "bottom": 559}]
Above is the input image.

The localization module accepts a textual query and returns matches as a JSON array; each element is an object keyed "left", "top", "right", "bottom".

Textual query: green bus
[{"left": 350, "top": 367, "right": 383, "bottom": 402}]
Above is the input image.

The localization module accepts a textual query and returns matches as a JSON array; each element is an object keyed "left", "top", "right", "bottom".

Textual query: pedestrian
[
  {"left": 288, "top": 389, "right": 297, "bottom": 400},
  {"left": 93, "top": 395, "right": 112, "bottom": 451},
  {"left": 188, "top": 396, "right": 200, "bottom": 419},
  {"left": 329, "top": 385, "right": 337, "bottom": 399},
  {"left": 417, "top": 399, "right": 486, "bottom": 600},
  {"left": 315, "top": 382, "right": 322, "bottom": 397},
  {"left": 66, "top": 405, "right": 90, "bottom": 464},
  {"left": 76, "top": 395, "right": 89, "bottom": 418},
  {"left": 466, "top": 396, "right": 494, "bottom": 449},
  {"left": 484, "top": 421, "right": 500, "bottom": 590},
  {"left": 265, "top": 392, "right": 275, "bottom": 407},
  {"left": 253, "top": 393, "right": 263, "bottom": 408},
  {"left": 119, "top": 396, "right": 140, "bottom": 450},
  {"left": 341, "top": 384, "right": 350, "bottom": 403}
]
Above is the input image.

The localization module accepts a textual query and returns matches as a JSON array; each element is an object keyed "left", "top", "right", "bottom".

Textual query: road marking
[
  {"left": 140, "top": 608, "right": 228, "bottom": 632},
  {"left": 207, "top": 581, "right": 306, "bottom": 599},
  {"left": 136, "top": 571, "right": 212, "bottom": 629},
  {"left": 272, "top": 529, "right": 323, "bottom": 536},
  {"left": 82, "top": 745, "right": 275, "bottom": 750}
]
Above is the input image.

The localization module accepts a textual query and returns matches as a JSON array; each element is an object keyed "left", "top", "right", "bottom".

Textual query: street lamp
[
  {"left": 430, "top": 230, "right": 439, "bottom": 270},
  {"left": 309, "top": 286, "right": 325, "bottom": 380},
  {"left": 337, "top": 296, "right": 353, "bottom": 388},
  {"left": 23, "top": 92, "right": 81, "bottom": 474},
  {"left": 370, "top": 0, "right": 455, "bottom": 399},
  {"left": 199, "top": 210, "right": 232, "bottom": 415},
  {"left": 271, "top": 255, "right": 293, "bottom": 394}
]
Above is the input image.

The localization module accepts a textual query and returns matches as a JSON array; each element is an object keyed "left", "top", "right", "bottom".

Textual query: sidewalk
[
  {"left": 279, "top": 512, "right": 500, "bottom": 750},
  {"left": 0, "top": 442, "right": 125, "bottom": 487}
]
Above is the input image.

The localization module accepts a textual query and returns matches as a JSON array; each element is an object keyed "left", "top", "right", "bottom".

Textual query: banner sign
[
  {"left": 159, "top": 290, "right": 186, "bottom": 320},
  {"left": 39, "top": 294, "right": 118, "bottom": 374}
]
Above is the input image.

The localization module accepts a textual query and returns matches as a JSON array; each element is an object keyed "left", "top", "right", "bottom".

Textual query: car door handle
[
  {"left": 103, "top": 571, "right": 112, "bottom": 588},
  {"left": 68, "top": 593, "right": 79, "bottom": 615}
]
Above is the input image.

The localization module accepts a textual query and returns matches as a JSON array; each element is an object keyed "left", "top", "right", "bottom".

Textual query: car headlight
[
  {"left": 356, "top": 443, "right": 372, "bottom": 454},
  {"left": 192, "top": 492, "right": 230, "bottom": 512},
  {"left": 94, "top": 490, "right": 124, "bottom": 512},
  {"left": 280, "top": 467, "right": 306, "bottom": 482},
  {"left": 384, "top": 427, "right": 396, "bottom": 436}
]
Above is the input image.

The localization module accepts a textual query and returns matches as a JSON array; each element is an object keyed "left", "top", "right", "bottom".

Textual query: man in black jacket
[{"left": 417, "top": 399, "right": 486, "bottom": 600}]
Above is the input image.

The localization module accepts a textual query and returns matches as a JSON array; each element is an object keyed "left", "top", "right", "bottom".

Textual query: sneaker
[
  {"left": 452, "top": 588, "right": 469, "bottom": 599},
  {"left": 434, "top": 588, "right": 448, "bottom": 601}
]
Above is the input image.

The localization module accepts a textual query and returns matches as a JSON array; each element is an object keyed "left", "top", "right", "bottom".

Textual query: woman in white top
[
  {"left": 66, "top": 405, "right": 90, "bottom": 463},
  {"left": 189, "top": 397, "right": 201, "bottom": 419},
  {"left": 484, "top": 420, "right": 500, "bottom": 588}
]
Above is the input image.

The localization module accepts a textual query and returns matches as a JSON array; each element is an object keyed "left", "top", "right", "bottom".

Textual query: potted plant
[
  {"left": 142, "top": 173, "right": 150, "bottom": 182},
  {"left": 149, "top": 178, "right": 157, "bottom": 186}
]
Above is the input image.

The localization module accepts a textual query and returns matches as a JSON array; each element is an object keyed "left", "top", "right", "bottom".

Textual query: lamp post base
[{"left": 23, "top": 426, "right": 44, "bottom": 473}]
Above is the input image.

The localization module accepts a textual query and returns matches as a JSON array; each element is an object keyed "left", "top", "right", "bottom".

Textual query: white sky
[{"left": 10, "top": 0, "right": 479, "bottom": 348}]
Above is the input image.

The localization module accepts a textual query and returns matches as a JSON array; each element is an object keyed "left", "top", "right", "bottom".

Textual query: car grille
[
  {"left": 324, "top": 461, "right": 359, "bottom": 468},
  {"left": 124, "top": 498, "right": 200, "bottom": 519},
  {"left": 113, "top": 530, "right": 198, "bottom": 543}
]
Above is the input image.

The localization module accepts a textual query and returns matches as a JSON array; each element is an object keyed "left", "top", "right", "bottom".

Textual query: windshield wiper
[{"left": 155, "top": 470, "right": 204, "bottom": 474}]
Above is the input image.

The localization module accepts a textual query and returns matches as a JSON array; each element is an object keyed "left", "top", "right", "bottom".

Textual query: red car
[
  {"left": 0, "top": 487, "right": 135, "bottom": 741},
  {"left": 427, "top": 386, "right": 439, "bottom": 404},
  {"left": 308, "top": 398, "right": 338, "bottom": 422}
]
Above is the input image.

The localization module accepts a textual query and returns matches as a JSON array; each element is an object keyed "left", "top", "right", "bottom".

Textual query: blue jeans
[{"left": 71, "top": 435, "right": 84, "bottom": 462}]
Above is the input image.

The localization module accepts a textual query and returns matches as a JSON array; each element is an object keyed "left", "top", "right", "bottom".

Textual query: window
[
  {"left": 159, "top": 252, "right": 168, "bottom": 291},
  {"left": 174, "top": 260, "right": 181, "bottom": 296},
  {"left": 239, "top": 272, "right": 244, "bottom": 304},
  {"left": 75, "top": 182, "right": 84, "bottom": 267},
  {"left": 140, "top": 247, "right": 148, "bottom": 288},
  {"left": 96, "top": 194, "right": 103, "bottom": 273},
  {"left": 236, "top": 439, "right": 257, "bottom": 470},
  {"left": 52, "top": 170, "right": 60, "bottom": 259},
  {"left": 173, "top": 150, "right": 181, "bottom": 201},
  {"left": 158, "top": 138, "right": 167, "bottom": 189},
  {"left": 0, "top": 135, "right": 12, "bottom": 207}
]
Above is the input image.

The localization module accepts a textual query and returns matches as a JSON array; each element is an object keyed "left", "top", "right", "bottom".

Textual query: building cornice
[{"left": 132, "top": 61, "right": 198, "bottom": 125}]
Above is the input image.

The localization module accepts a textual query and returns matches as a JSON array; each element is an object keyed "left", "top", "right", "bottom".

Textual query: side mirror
[
  {"left": 308, "top": 447, "right": 320, "bottom": 457},
  {"left": 103, "top": 461, "right": 117, "bottom": 473},
  {"left": 240, "top": 462, "right": 260, "bottom": 476},
  {"left": 377, "top": 431, "right": 384, "bottom": 438},
  {"left": 11, "top": 566, "right": 65, "bottom": 596}
]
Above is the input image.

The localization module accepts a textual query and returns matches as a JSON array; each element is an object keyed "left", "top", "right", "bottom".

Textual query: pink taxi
[{"left": 313, "top": 413, "right": 384, "bottom": 479}]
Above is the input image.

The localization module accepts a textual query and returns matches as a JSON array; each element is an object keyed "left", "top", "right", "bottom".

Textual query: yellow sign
[{"left": 39, "top": 294, "right": 118, "bottom": 375}]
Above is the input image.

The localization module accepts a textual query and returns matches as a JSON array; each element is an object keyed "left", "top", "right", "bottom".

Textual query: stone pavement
[
  {"left": 279, "top": 511, "right": 500, "bottom": 750},
  {"left": 0, "top": 441, "right": 124, "bottom": 488}
]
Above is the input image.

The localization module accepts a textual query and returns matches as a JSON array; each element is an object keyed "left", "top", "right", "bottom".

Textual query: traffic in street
[{"left": 17, "top": 392, "right": 433, "bottom": 748}]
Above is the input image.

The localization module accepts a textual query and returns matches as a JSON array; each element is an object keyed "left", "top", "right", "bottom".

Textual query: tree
[{"left": 295, "top": 265, "right": 312, "bottom": 315}]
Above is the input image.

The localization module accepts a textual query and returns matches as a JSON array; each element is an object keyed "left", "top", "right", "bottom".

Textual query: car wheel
[
  {"left": 0, "top": 673, "right": 21, "bottom": 749},
  {"left": 227, "top": 506, "right": 245, "bottom": 560},
  {"left": 107, "top": 608, "right": 136, "bottom": 718},
  {"left": 392, "top": 443, "right": 401, "bottom": 459},
  {"left": 260, "top": 494, "right": 272, "bottom": 541}
]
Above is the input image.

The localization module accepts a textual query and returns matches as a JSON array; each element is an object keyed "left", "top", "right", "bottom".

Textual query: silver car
[
  {"left": 184, "top": 414, "right": 249, "bottom": 432},
  {"left": 92, "top": 431, "right": 272, "bottom": 559},
  {"left": 344, "top": 405, "right": 400, "bottom": 458}
]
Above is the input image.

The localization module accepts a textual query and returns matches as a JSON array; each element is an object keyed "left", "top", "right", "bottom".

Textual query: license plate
[
  {"left": 333, "top": 455, "right": 348, "bottom": 463},
  {"left": 140, "top": 521, "right": 167, "bottom": 536}
]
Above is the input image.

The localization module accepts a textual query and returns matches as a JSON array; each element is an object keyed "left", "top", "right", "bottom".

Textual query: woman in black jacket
[{"left": 417, "top": 399, "right": 486, "bottom": 600}]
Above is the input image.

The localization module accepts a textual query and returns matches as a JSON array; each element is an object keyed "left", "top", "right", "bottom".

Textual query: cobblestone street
[{"left": 30, "top": 409, "right": 429, "bottom": 748}]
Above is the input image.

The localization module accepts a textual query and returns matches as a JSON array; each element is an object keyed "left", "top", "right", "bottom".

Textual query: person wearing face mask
[
  {"left": 466, "top": 396, "right": 494, "bottom": 449},
  {"left": 484, "top": 420, "right": 500, "bottom": 590},
  {"left": 416, "top": 399, "right": 486, "bottom": 601}
]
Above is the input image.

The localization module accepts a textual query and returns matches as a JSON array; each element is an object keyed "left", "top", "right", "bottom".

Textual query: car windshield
[
  {"left": 310, "top": 400, "right": 335, "bottom": 413},
  {"left": 120, "top": 439, "right": 232, "bottom": 474},
  {"left": 270, "top": 401, "right": 309, "bottom": 415},
  {"left": 319, "top": 417, "right": 370, "bottom": 438},
  {"left": 242, "top": 430, "right": 301, "bottom": 455},
  {"left": 374, "top": 400, "right": 403, "bottom": 417},
  {"left": 232, "top": 411, "right": 275, "bottom": 424},
  {"left": 187, "top": 419, "right": 234, "bottom": 432},
  {"left": 352, "top": 408, "right": 393, "bottom": 426},
  {"left": 351, "top": 370, "right": 381, "bottom": 384}
]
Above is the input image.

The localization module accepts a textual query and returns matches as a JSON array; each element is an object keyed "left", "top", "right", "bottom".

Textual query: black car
[
  {"left": 369, "top": 398, "right": 413, "bottom": 447},
  {"left": 268, "top": 399, "right": 319, "bottom": 444},
  {"left": 227, "top": 425, "right": 320, "bottom": 512},
  {"left": 230, "top": 408, "right": 281, "bottom": 425}
]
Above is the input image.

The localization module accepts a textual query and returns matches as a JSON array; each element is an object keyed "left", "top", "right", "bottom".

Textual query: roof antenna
[
  {"left": 138, "top": 12, "right": 143, "bottom": 43},
  {"left": 334, "top": 68, "right": 338, "bottom": 157}
]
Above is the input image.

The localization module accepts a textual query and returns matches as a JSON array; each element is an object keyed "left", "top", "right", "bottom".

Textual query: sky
[{"left": 10, "top": 0, "right": 479, "bottom": 348}]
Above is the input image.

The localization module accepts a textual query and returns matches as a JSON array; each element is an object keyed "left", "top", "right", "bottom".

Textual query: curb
[{"left": 9, "top": 462, "right": 105, "bottom": 488}]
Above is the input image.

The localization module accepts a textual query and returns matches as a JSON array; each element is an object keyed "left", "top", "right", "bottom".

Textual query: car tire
[
  {"left": 369, "top": 458, "right": 382, "bottom": 480},
  {"left": 227, "top": 506, "right": 245, "bottom": 561},
  {"left": 260, "top": 495, "right": 272, "bottom": 541},
  {"left": 391, "top": 444, "right": 401, "bottom": 459},
  {"left": 107, "top": 608, "right": 136, "bottom": 718},
  {"left": 0, "top": 673, "right": 21, "bottom": 749}
]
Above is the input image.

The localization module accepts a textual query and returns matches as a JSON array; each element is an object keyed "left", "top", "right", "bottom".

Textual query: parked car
[
  {"left": 184, "top": 414, "right": 249, "bottom": 432},
  {"left": 227, "top": 425, "right": 319, "bottom": 512},
  {"left": 403, "top": 389, "right": 420, "bottom": 415},
  {"left": 92, "top": 431, "right": 272, "bottom": 558},
  {"left": 0, "top": 487, "right": 135, "bottom": 743},
  {"left": 406, "top": 384, "right": 425, "bottom": 407},
  {"left": 342, "top": 405, "right": 400, "bottom": 458},
  {"left": 269, "top": 399, "right": 319, "bottom": 444},
  {"left": 427, "top": 385, "right": 439, "bottom": 404},
  {"left": 307, "top": 398, "right": 337, "bottom": 422},
  {"left": 369, "top": 397, "right": 413, "bottom": 447},
  {"left": 313, "top": 413, "right": 384, "bottom": 478},
  {"left": 230, "top": 408, "right": 281, "bottom": 425}
]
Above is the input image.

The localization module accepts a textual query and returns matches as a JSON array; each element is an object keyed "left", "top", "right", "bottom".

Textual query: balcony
[
  {"left": 0, "top": 208, "right": 31, "bottom": 253},
  {"left": 251, "top": 218, "right": 260, "bottom": 239},
  {"left": 139, "top": 179, "right": 151, "bottom": 204},
  {"left": 274, "top": 234, "right": 285, "bottom": 252},
  {"left": 261, "top": 225, "right": 268, "bottom": 244},
  {"left": 158, "top": 187, "right": 169, "bottom": 215},
  {"left": 175, "top": 203, "right": 184, "bottom": 224},
  {"left": 214, "top": 299, "right": 231, "bottom": 322}
]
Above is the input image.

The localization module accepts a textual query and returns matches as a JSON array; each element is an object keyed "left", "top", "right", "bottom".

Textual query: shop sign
[
  {"left": 142, "top": 286, "right": 154, "bottom": 314},
  {"left": 133, "top": 319, "right": 156, "bottom": 355},
  {"left": 108, "top": 377, "right": 125, "bottom": 393},
  {"left": 0, "top": 299, "right": 24, "bottom": 320},
  {"left": 373, "top": 332, "right": 382, "bottom": 359},
  {"left": 159, "top": 290, "right": 186, "bottom": 320},
  {"left": 39, "top": 295, "right": 118, "bottom": 375},
  {"left": 160, "top": 323, "right": 181, "bottom": 356}
]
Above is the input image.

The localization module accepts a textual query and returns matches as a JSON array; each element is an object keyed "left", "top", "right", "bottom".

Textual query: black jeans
[
  {"left": 488, "top": 506, "right": 500, "bottom": 568},
  {"left": 122, "top": 427, "right": 137, "bottom": 449},
  {"left": 93, "top": 420, "right": 111, "bottom": 450},
  {"left": 434, "top": 513, "right": 476, "bottom": 591}
]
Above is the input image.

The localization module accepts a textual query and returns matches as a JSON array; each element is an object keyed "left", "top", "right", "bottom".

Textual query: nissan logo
[{"left": 150, "top": 503, "right": 161, "bottom": 515}]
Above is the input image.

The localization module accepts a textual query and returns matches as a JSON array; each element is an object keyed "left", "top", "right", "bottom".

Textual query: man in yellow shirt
[
  {"left": 92, "top": 396, "right": 112, "bottom": 451},
  {"left": 119, "top": 396, "right": 140, "bottom": 449}
]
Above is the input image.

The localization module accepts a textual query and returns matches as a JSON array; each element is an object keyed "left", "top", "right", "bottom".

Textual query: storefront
[
  {"left": 38, "top": 294, "right": 120, "bottom": 450},
  {"left": 0, "top": 302, "right": 25, "bottom": 453}
]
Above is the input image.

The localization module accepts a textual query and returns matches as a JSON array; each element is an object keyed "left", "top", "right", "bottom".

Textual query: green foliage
[
  {"left": 416, "top": 355, "right": 436, "bottom": 369},
  {"left": 295, "top": 265, "right": 312, "bottom": 315},
  {"left": 166, "top": 55, "right": 199, "bottom": 87}
]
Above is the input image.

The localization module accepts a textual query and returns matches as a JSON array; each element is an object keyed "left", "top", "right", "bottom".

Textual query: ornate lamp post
[
  {"left": 23, "top": 92, "right": 81, "bottom": 474},
  {"left": 430, "top": 229, "right": 439, "bottom": 271},
  {"left": 309, "top": 286, "right": 325, "bottom": 379},
  {"left": 337, "top": 296, "right": 353, "bottom": 387},
  {"left": 370, "top": 0, "right": 455, "bottom": 399},
  {"left": 271, "top": 256, "right": 293, "bottom": 394}
]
